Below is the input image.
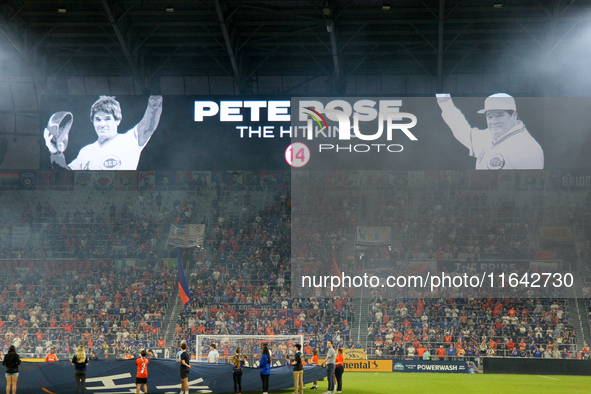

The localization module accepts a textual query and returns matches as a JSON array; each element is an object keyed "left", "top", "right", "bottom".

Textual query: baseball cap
[{"left": 477, "top": 93, "right": 516, "bottom": 114}]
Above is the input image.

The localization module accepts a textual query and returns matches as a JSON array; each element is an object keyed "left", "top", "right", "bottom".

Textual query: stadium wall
[{"left": 483, "top": 358, "right": 591, "bottom": 375}]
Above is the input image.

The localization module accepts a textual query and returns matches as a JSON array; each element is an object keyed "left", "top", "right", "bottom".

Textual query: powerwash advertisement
[
  {"left": 392, "top": 360, "right": 479, "bottom": 374},
  {"left": 28, "top": 95, "right": 591, "bottom": 172}
]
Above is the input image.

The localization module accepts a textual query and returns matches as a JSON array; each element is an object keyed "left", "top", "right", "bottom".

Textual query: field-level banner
[
  {"left": 392, "top": 360, "right": 478, "bottom": 373},
  {"left": 344, "top": 360, "right": 393, "bottom": 372},
  {"left": 16, "top": 360, "right": 326, "bottom": 393}
]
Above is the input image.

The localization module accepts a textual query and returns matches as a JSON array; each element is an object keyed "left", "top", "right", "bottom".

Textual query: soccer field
[{"left": 238, "top": 372, "right": 591, "bottom": 394}]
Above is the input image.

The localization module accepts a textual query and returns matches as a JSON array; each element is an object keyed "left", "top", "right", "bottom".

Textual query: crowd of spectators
[
  {"left": 166, "top": 184, "right": 358, "bottom": 359},
  {"left": 365, "top": 296, "right": 576, "bottom": 358},
  {"left": 380, "top": 190, "right": 533, "bottom": 260},
  {"left": 0, "top": 190, "right": 211, "bottom": 260},
  {"left": 0, "top": 260, "right": 174, "bottom": 359},
  {"left": 0, "top": 171, "right": 590, "bottom": 363}
]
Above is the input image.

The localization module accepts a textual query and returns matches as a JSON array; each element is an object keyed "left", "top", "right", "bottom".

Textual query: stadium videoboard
[{"left": 22, "top": 95, "right": 591, "bottom": 171}]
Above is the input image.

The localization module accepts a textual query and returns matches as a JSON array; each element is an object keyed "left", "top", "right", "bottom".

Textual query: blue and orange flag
[{"left": 177, "top": 249, "right": 191, "bottom": 308}]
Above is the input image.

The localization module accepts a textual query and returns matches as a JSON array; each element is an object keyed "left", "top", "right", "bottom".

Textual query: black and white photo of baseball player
[
  {"left": 44, "top": 95, "right": 163, "bottom": 170},
  {"left": 436, "top": 93, "right": 544, "bottom": 170}
]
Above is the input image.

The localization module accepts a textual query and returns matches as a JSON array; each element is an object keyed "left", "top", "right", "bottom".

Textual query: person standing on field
[
  {"left": 291, "top": 343, "right": 304, "bottom": 394},
  {"left": 71, "top": 346, "right": 88, "bottom": 394},
  {"left": 309, "top": 348, "right": 319, "bottom": 389},
  {"left": 208, "top": 344, "right": 219, "bottom": 363},
  {"left": 231, "top": 347, "right": 245, "bottom": 394},
  {"left": 179, "top": 342, "right": 192, "bottom": 394},
  {"left": 3, "top": 346, "right": 20, "bottom": 394},
  {"left": 334, "top": 348, "right": 344, "bottom": 393},
  {"left": 258, "top": 343, "right": 271, "bottom": 394},
  {"left": 321, "top": 340, "right": 336, "bottom": 394},
  {"left": 135, "top": 349, "right": 149, "bottom": 394}
]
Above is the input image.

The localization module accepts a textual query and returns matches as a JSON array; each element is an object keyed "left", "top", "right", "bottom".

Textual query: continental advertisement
[{"left": 344, "top": 360, "right": 392, "bottom": 372}]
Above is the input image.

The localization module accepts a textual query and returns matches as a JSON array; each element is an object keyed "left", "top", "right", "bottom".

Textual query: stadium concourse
[{"left": 0, "top": 170, "right": 589, "bottom": 367}]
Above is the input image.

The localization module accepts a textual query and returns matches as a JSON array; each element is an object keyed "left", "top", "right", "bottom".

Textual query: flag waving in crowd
[{"left": 177, "top": 249, "right": 191, "bottom": 308}]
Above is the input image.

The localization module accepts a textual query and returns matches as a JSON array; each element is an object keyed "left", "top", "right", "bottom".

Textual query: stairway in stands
[
  {"left": 567, "top": 298, "right": 586, "bottom": 353},
  {"left": 351, "top": 287, "right": 370, "bottom": 349},
  {"left": 571, "top": 272, "right": 591, "bottom": 350},
  {"left": 162, "top": 290, "right": 183, "bottom": 353},
  {"left": 574, "top": 298, "right": 591, "bottom": 349}
]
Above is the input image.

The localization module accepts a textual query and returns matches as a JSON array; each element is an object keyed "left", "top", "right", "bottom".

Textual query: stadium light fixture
[
  {"left": 57, "top": 8, "right": 67, "bottom": 14},
  {"left": 382, "top": 1, "right": 391, "bottom": 10},
  {"left": 166, "top": 6, "right": 174, "bottom": 13},
  {"left": 494, "top": 3, "right": 503, "bottom": 9},
  {"left": 322, "top": 2, "right": 331, "bottom": 16},
  {"left": 326, "top": 19, "right": 334, "bottom": 33}
]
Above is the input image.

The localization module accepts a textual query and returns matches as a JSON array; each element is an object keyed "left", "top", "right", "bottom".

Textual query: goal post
[{"left": 195, "top": 334, "right": 304, "bottom": 366}]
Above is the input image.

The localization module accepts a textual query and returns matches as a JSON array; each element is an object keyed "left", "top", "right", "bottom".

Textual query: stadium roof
[{"left": 0, "top": 0, "right": 590, "bottom": 93}]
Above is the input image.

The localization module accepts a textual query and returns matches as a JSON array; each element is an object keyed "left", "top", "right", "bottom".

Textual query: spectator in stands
[
  {"left": 258, "top": 343, "right": 271, "bottom": 394},
  {"left": 89, "top": 350, "right": 98, "bottom": 361},
  {"left": 543, "top": 347, "right": 553, "bottom": 358},
  {"left": 436, "top": 345, "right": 445, "bottom": 360},
  {"left": 208, "top": 344, "right": 219, "bottom": 363},
  {"left": 423, "top": 347, "right": 431, "bottom": 361},
  {"left": 510, "top": 348, "right": 519, "bottom": 357},
  {"left": 447, "top": 344, "right": 456, "bottom": 359},
  {"left": 3, "top": 345, "right": 20, "bottom": 394},
  {"left": 561, "top": 348, "right": 569, "bottom": 359},
  {"left": 45, "top": 348, "right": 58, "bottom": 362},
  {"left": 71, "top": 345, "right": 88, "bottom": 394}
]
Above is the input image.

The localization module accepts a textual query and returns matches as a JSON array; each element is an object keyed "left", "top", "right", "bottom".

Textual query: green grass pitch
[{"left": 236, "top": 372, "right": 591, "bottom": 393}]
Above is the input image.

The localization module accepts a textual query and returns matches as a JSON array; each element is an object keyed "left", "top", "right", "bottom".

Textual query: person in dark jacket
[
  {"left": 71, "top": 345, "right": 89, "bottom": 394},
  {"left": 291, "top": 343, "right": 304, "bottom": 394},
  {"left": 258, "top": 343, "right": 271, "bottom": 394},
  {"left": 231, "top": 347, "right": 246, "bottom": 394},
  {"left": 3, "top": 345, "right": 21, "bottom": 394}
]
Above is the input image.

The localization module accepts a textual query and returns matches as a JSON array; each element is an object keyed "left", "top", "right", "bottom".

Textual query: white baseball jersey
[
  {"left": 439, "top": 100, "right": 544, "bottom": 170},
  {"left": 69, "top": 126, "right": 147, "bottom": 170},
  {"left": 469, "top": 122, "right": 544, "bottom": 170}
]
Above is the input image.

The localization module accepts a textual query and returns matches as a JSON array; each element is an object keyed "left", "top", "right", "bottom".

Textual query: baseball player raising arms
[
  {"left": 44, "top": 95, "right": 163, "bottom": 170},
  {"left": 436, "top": 93, "right": 543, "bottom": 170}
]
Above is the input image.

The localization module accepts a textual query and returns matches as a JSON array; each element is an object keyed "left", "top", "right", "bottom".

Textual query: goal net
[{"left": 195, "top": 334, "right": 304, "bottom": 366}]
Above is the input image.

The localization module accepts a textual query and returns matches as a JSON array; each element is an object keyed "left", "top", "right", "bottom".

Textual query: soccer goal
[{"left": 195, "top": 334, "right": 304, "bottom": 366}]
